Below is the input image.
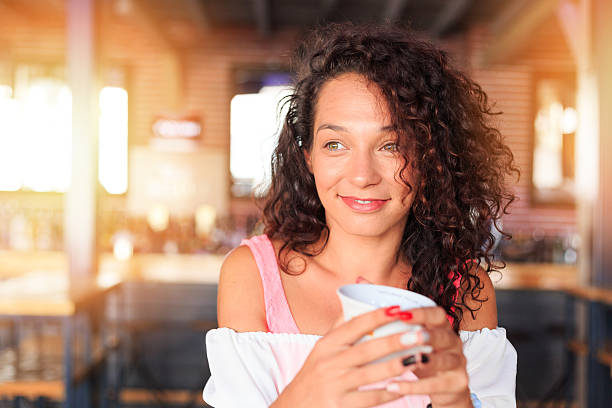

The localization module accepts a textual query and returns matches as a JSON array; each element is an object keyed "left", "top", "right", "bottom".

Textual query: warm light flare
[
  {"left": 0, "top": 86, "right": 21, "bottom": 191},
  {"left": 147, "top": 203, "right": 170, "bottom": 232},
  {"left": 113, "top": 231, "right": 133, "bottom": 261},
  {"left": 533, "top": 101, "right": 564, "bottom": 189},
  {"left": 99, "top": 86, "right": 128, "bottom": 194},
  {"left": 562, "top": 107, "right": 578, "bottom": 134},
  {"left": 575, "top": 74, "right": 599, "bottom": 201},
  {"left": 0, "top": 84, "right": 12, "bottom": 98},
  {"left": 0, "top": 81, "right": 128, "bottom": 193},
  {"left": 195, "top": 204, "right": 216, "bottom": 238}
]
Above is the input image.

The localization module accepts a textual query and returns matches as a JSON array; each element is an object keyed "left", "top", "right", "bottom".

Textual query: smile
[{"left": 339, "top": 196, "right": 389, "bottom": 212}]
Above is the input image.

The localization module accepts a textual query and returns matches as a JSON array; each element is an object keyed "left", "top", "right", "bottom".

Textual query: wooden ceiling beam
[{"left": 429, "top": 0, "right": 471, "bottom": 38}]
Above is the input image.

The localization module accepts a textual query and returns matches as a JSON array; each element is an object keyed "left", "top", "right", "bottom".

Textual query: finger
[
  {"left": 385, "top": 370, "right": 469, "bottom": 395},
  {"left": 333, "top": 328, "right": 430, "bottom": 370},
  {"left": 340, "top": 348, "right": 427, "bottom": 391},
  {"left": 424, "top": 326, "right": 463, "bottom": 352},
  {"left": 411, "top": 350, "right": 465, "bottom": 378},
  {"left": 340, "top": 388, "right": 405, "bottom": 408},
  {"left": 403, "top": 306, "right": 449, "bottom": 328},
  {"left": 323, "top": 305, "right": 406, "bottom": 347},
  {"left": 328, "top": 314, "right": 345, "bottom": 333}
]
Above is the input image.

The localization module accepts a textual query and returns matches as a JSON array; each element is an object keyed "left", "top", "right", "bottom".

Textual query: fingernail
[
  {"left": 421, "top": 354, "right": 429, "bottom": 364},
  {"left": 400, "top": 330, "right": 429, "bottom": 346},
  {"left": 384, "top": 305, "right": 401, "bottom": 316},
  {"left": 402, "top": 355, "right": 417, "bottom": 366},
  {"left": 356, "top": 276, "right": 368, "bottom": 283},
  {"left": 386, "top": 382, "right": 401, "bottom": 393},
  {"left": 400, "top": 331, "right": 419, "bottom": 346},
  {"left": 398, "top": 311, "right": 413, "bottom": 320}
]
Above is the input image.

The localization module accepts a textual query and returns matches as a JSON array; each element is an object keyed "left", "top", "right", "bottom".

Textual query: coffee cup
[{"left": 336, "top": 283, "right": 436, "bottom": 363}]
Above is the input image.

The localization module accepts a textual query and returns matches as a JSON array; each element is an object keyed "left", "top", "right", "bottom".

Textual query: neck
[{"left": 312, "top": 226, "right": 410, "bottom": 287}]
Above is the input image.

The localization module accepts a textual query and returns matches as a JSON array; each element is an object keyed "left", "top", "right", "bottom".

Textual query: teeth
[{"left": 355, "top": 199, "right": 372, "bottom": 204}]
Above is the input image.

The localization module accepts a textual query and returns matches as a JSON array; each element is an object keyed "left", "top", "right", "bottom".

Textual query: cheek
[{"left": 313, "top": 161, "right": 343, "bottom": 188}]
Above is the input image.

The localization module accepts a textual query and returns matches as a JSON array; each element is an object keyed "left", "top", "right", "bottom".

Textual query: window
[
  {"left": 229, "top": 69, "right": 292, "bottom": 197},
  {"left": 0, "top": 63, "right": 128, "bottom": 194},
  {"left": 531, "top": 72, "right": 576, "bottom": 206}
]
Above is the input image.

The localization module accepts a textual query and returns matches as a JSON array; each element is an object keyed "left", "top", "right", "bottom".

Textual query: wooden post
[
  {"left": 65, "top": 0, "right": 99, "bottom": 298},
  {"left": 593, "top": 0, "right": 612, "bottom": 289}
]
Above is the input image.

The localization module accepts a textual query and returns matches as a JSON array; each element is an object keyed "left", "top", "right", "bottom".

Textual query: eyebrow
[{"left": 315, "top": 123, "right": 396, "bottom": 134}]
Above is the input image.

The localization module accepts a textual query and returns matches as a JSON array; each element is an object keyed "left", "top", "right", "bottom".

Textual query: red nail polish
[
  {"left": 384, "top": 305, "right": 401, "bottom": 316},
  {"left": 399, "top": 311, "right": 413, "bottom": 320}
]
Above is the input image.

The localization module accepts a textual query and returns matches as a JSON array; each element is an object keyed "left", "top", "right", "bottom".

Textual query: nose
[{"left": 346, "top": 150, "right": 382, "bottom": 188}]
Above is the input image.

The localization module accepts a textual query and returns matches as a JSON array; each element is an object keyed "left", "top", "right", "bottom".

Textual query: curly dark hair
[{"left": 261, "top": 22, "right": 519, "bottom": 332}]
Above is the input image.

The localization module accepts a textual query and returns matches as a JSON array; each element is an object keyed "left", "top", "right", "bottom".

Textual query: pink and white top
[{"left": 203, "top": 235, "right": 517, "bottom": 407}]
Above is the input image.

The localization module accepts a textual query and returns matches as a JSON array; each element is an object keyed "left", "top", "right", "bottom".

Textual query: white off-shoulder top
[{"left": 203, "top": 327, "right": 517, "bottom": 407}]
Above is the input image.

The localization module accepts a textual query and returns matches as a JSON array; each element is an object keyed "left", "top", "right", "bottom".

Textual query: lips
[{"left": 339, "top": 195, "right": 389, "bottom": 212}]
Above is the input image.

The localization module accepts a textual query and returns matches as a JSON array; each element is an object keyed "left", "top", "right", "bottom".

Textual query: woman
[{"left": 204, "top": 23, "right": 518, "bottom": 407}]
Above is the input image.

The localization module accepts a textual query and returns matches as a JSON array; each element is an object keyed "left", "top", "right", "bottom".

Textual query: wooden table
[
  {"left": 565, "top": 285, "right": 612, "bottom": 307},
  {"left": 0, "top": 251, "right": 224, "bottom": 406},
  {"left": 0, "top": 271, "right": 120, "bottom": 407}
]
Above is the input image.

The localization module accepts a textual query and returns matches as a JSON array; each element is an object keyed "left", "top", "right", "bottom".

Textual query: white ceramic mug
[{"left": 336, "top": 283, "right": 436, "bottom": 363}]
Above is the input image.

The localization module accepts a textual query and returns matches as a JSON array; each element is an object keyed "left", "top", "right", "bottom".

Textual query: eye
[
  {"left": 382, "top": 142, "right": 399, "bottom": 152},
  {"left": 324, "top": 141, "right": 346, "bottom": 151}
]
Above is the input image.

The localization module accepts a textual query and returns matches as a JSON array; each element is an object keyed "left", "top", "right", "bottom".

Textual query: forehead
[{"left": 313, "top": 73, "right": 391, "bottom": 125}]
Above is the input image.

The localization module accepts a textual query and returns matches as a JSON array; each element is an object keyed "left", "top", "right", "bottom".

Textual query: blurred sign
[{"left": 151, "top": 114, "right": 202, "bottom": 151}]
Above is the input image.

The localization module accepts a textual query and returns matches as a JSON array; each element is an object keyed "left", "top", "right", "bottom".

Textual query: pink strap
[{"left": 241, "top": 235, "right": 301, "bottom": 334}]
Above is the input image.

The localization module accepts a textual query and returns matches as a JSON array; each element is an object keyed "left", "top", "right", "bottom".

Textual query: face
[{"left": 304, "top": 72, "right": 415, "bottom": 239}]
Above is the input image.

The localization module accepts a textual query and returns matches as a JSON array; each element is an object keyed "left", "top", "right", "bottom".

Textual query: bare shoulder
[
  {"left": 458, "top": 264, "right": 498, "bottom": 331},
  {"left": 217, "top": 245, "right": 268, "bottom": 332}
]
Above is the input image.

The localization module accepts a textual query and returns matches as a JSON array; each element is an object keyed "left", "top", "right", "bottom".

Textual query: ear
[{"left": 303, "top": 149, "right": 313, "bottom": 173}]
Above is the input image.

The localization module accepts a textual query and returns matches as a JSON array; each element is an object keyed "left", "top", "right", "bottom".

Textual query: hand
[
  {"left": 271, "top": 305, "right": 431, "bottom": 408},
  {"left": 384, "top": 306, "right": 472, "bottom": 408}
]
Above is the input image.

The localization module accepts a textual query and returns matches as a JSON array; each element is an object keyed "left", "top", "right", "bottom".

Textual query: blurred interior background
[{"left": 0, "top": 0, "right": 611, "bottom": 407}]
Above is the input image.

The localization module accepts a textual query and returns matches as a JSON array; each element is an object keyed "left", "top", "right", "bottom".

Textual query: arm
[
  {"left": 217, "top": 245, "right": 268, "bottom": 332},
  {"left": 203, "top": 246, "right": 274, "bottom": 407},
  {"left": 459, "top": 266, "right": 517, "bottom": 408},
  {"left": 459, "top": 265, "right": 498, "bottom": 331}
]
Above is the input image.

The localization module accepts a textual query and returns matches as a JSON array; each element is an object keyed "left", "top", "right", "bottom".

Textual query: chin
[{"left": 335, "top": 217, "right": 403, "bottom": 238}]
